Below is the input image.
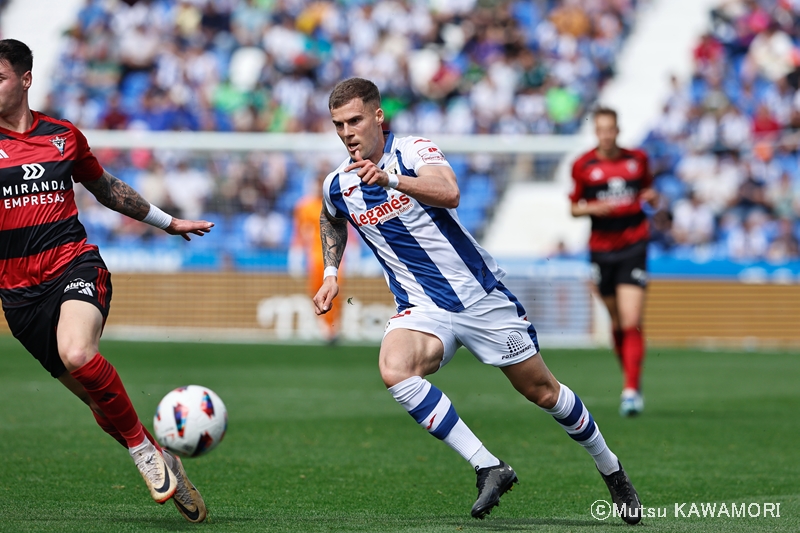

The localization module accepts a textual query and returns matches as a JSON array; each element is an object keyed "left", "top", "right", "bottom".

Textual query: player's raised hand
[
  {"left": 166, "top": 218, "right": 214, "bottom": 241},
  {"left": 345, "top": 150, "right": 388, "bottom": 187},
  {"left": 639, "top": 187, "right": 659, "bottom": 207},
  {"left": 313, "top": 277, "right": 340, "bottom": 315}
]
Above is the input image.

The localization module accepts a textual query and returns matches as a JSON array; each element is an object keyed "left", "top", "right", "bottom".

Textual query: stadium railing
[
  {"left": 63, "top": 131, "right": 600, "bottom": 346},
  {"left": 4, "top": 131, "right": 798, "bottom": 350}
]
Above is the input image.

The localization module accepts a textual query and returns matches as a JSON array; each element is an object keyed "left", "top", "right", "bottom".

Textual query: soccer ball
[{"left": 153, "top": 385, "right": 227, "bottom": 458}]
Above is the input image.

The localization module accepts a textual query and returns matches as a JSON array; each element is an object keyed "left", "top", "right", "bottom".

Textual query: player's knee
[
  {"left": 59, "top": 344, "right": 96, "bottom": 371},
  {"left": 379, "top": 362, "right": 414, "bottom": 388},
  {"left": 521, "top": 382, "right": 559, "bottom": 409}
]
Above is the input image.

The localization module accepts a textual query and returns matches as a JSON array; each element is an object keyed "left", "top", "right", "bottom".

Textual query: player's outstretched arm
[
  {"left": 313, "top": 207, "right": 347, "bottom": 315},
  {"left": 571, "top": 199, "right": 614, "bottom": 217},
  {"left": 344, "top": 150, "right": 459, "bottom": 208},
  {"left": 82, "top": 170, "right": 213, "bottom": 241}
]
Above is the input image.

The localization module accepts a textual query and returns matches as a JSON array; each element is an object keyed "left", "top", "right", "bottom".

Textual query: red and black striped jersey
[
  {"left": 570, "top": 147, "right": 651, "bottom": 255},
  {"left": 0, "top": 111, "right": 104, "bottom": 307}
]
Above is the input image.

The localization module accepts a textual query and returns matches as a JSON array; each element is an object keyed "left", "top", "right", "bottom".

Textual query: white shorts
[{"left": 383, "top": 283, "right": 540, "bottom": 368}]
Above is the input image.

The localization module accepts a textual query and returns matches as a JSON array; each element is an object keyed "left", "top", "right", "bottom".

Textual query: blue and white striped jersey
[{"left": 322, "top": 132, "right": 505, "bottom": 312}]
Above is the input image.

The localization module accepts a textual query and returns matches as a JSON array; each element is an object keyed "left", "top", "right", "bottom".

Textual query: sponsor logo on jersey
[
  {"left": 350, "top": 193, "right": 413, "bottom": 227},
  {"left": 417, "top": 146, "right": 445, "bottom": 164},
  {"left": 50, "top": 136, "right": 67, "bottom": 157},
  {"left": 343, "top": 185, "right": 358, "bottom": 197},
  {"left": 2, "top": 179, "right": 68, "bottom": 210},
  {"left": 64, "top": 278, "right": 95, "bottom": 296},
  {"left": 22, "top": 163, "right": 45, "bottom": 180},
  {"left": 596, "top": 176, "right": 635, "bottom": 204},
  {"left": 2, "top": 180, "right": 66, "bottom": 197}
]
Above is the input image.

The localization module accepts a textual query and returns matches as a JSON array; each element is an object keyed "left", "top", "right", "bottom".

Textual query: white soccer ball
[{"left": 153, "top": 385, "right": 228, "bottom": 458}]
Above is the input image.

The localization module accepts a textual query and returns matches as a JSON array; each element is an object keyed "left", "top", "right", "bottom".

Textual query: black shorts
[
  {"left": 4, "top": 263, "right": 112, "bottom": 378},
  {"left": 590, "top": 243, "right": 648, "bottom": 297}
]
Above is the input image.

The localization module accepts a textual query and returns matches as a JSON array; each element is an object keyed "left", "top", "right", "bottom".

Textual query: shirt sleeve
[
  {"left": 322, "top": 173, "right": 343, "bottom": 219},
  {"left": 400, "top": 138, "right": 452, "bottom": 174},
  {"left": 569, "top": 159, "right": 584, "bottom": 202},
  {"left": 639, "top": 152, "right": 652, "bottom": 188},
  {"left": 70, "top": 125, "right": 104, "bottom": 183}
]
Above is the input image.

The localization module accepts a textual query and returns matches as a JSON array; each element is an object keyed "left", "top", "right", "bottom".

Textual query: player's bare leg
[
  {"left": 57, "top": 300, "right": 176, "bottom": 503},
  {"left": 600, "top": 294, "right": 623, "bottom": 365},
  {"left": 616, "top": 284, "right": 646, "bottom": 416},
  {"left": 502, "top": 354, "right": 642, "bottom": 524},
  {"left": 380, "top": 329, "right": 517, "bottom": 518}
]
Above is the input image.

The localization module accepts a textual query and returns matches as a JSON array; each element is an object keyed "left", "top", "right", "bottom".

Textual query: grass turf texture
[{"left": 0, "top": 336, "right": 797, "bottom": 533}]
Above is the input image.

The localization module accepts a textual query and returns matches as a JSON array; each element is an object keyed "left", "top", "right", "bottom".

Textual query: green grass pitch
[{"left": 0, "top": 335, "right": 797, "bottom": 532}]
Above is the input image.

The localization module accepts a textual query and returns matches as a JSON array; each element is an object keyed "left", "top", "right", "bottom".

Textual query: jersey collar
[{"left": 383, "top": 130, "right": 394, "bottom": 153}]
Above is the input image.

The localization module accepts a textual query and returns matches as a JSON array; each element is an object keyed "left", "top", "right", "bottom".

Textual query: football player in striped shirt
[
  {"left": 313, "top": 78, "right": 643, "bottom": 524},
  {"left": 0, "top": 39, "right": 209, "bottom": 522},
  {"left": 570, "top": 107, "right": 656, "bottom": 417}
]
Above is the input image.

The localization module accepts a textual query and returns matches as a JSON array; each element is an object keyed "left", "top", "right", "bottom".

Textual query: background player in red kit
[
  {"left": 570, "top": 107, "right": 656, "bottom": 417},
  {"left": 0, "top": 39, "right": 210, "bottom": 522}
]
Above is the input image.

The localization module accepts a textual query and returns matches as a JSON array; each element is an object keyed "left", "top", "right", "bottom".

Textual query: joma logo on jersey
[
  {"left": 64, "top": 278, "right": 95, "bottom": 296},
  {"left": 350, "top": 194, "right": 412, "bottom": 227}
]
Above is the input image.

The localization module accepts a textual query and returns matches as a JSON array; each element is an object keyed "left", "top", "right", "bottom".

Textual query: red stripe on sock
[
  {"left": 622, "top": 328, "right": 645, "bottom": 391},
  {"left": 71, "top": 354, "right": 145, "bottom": 448}
]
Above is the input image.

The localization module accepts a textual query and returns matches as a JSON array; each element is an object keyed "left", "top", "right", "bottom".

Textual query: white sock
[
  {"left": 389, "top": 376, "right": 485, "bottom": 462},
  {"left": 468, "top": 445, "right": 501, "bottom": 470},
  {"left": 128, "top": 438, "right": 154, "bottom": 456},
  {"left": 543, "top": 382, "right": 619, "bottom": 475}
]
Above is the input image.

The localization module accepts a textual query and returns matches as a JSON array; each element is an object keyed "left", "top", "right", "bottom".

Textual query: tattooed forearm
[
  {"left": 320, "top": 207, "right": 348, "bottom": 269},
  {"left": 82, "top": 170, "right": 151, "bottom": 220}
]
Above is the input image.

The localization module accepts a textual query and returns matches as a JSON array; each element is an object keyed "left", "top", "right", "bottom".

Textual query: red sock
[
  {"left": 71, "top": 354, "right": 146, "bottom": 448},
  {"left": 90, "top": 409, "right": 127, "bottom": 448},
  {"left": 621, "top": 327, "right": 645, "bottom": 391},
  {"left": 612, "top": 329, "right": 624, "bottom": 365},
  {"left": 90, "top": 410, "right": 162, "bottom": 452}
]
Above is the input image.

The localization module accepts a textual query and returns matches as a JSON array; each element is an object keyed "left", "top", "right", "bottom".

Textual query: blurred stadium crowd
[
  {"left": 48, "top": 0, "right": 636, "bottom": 135},
  {"left": 51, "top": 0, "right": 638, "bottom": 259},
  {"left": 644, "top": 0, "right": 800, "bottom": 262},
  {"left": 32, "top": 0, "right": 800, "bottom": 264}
]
